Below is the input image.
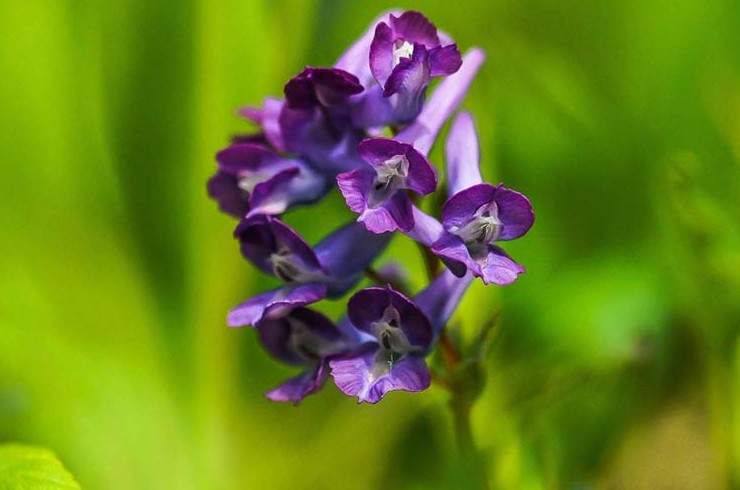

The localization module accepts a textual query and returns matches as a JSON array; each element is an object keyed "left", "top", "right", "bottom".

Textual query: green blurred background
[{"left": 1, "top": 0, "right": 739, "bottom": 488}]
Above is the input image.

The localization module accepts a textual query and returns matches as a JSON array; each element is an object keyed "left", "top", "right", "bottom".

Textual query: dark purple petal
[
  {"left": 429, "top": 44, "right": 462, "bottom": 77},
  {"left": 479, "top": 246, "right": 525, "bottom": 285},
  {"left": 207, "top": 171, "right": 249, "bottom": 218},
  {"left": 226, "top": 283, "right": 328, "bottom": 327},
  {"left": 430, "top": 233, "right": 474, "bottom": 278},
  {"left": 216, "top": 142, "right": 279, "bottom": 174},
  {"left": 440, "top": 183, "right": 497, "bottom": 230},
  {"left": 397, "top": 48, "right": 486, "bottom": 155},
  {"left": 361, "top": 193, "right": 414, "bottom": 233},
  {"left": 285, "top": 67, "right": 363, "bottom": 109},
  {"left": 348, "top": 286, "right": 433, "bottom": 349},
  {"left": 405, "top": 206, "right": 445, "bottom": 247},
  {"left": 389, "top": 11, "right": 440, "bottom": 47},
  {"left": 369, "top": 22, "right": 395, "bottom": 87},
  {"left": 404, "top": 145, "right": 437, "bottom": 194},
  {"left": 330, "top": 350, "right": 431, "bottom": 404},
  {"left": 336, "top": 167, "right": 373, "bottom": 214},
  {"left": 235, "top": 215, "right": 322, "bottom": 278},
  {"left": 383, "top": 43, "right": 429, "bottom": 99},
  {"left": 414, "top": 269, "right": 473, "bottom": 335},
  {"left": 257, "top": 307, "right": 343, "bottom": 365},
  {"left": 358, "top": 137, "right": 408, "bottom": 165},
  {"left": 314, "top": 221, "right": 392, "bottom": 296},
  {"left": 265, "top": 363, "right": 328, "bottom": 404},
  {"left": 445, "top": 112, "right": 482, "bottom": 195}
]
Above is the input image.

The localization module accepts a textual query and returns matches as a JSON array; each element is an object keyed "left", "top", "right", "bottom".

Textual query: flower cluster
[{"left": 208, "top": 11, "right": 534, "bottom": 404}]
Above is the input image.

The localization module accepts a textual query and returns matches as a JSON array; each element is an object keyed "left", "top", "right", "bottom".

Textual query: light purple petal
[
  {"left": 226, "top": 283, "right": 328, "bottom": 327},
  {"left": 445, "top": 112, "right": 482, "bottom": 195},
  {"left": 336, "top": 12, "right": 398, "bottom": 86},
  {"left": 480, "top": 246, "right": 525, "bottom": 285},
  {"left": 397, "top": 48, "right": 486, "bottom": 155},
  {"left": 491, "top": 184, "right": 535, "bottom": 241},
  {"left": 348, "top": 286, "right": 433, "bottom": 348},
  {"left": 405, "top": 206, "right": 445, "bottom": 247},
  {"left": 260, "top": 98, "right": 286, "bottom": 152},
  {"left": 265, "top": 363, "right": 328, "bottom": 404},
  {"left": 330, "top": 351, "right": 431, "bottom": 404},
  {"left": 336, "top": 167, "right": 373, "bottom": 214},
  {"left": 369, "top": 22, "right": 395, "bottom": 87},
  {"left": 389, "top": 11, "right": 440, "bottom": 47},
  {"left": 429, "top": 44, "right": 462, "bottom": 77},
  {"left": 415, "top": 269, "right": 473, "bottom": 335},
  {"left": 359, "top": 193, "right": 414, "bottom": 233}
]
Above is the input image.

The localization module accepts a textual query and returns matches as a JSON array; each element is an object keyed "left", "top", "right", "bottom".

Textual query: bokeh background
[{"left": 1, "top": 0, "right": 740, "bottom": 488}]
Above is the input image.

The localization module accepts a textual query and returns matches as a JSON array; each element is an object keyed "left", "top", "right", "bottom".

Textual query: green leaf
[{"left": 0, "top": 445, "right": 80, "bottom": 489}]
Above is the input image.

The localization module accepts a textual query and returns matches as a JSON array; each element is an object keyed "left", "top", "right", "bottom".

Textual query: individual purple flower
[
  {"left": 430, "top": 112, "right": 535, "bottom": 285},
  {"left": 368, "top": 11, "right": 462, "bottom": 122},
  {"left": 330, "top": 270, "right": 471, "bottom": 404},
  {"left": 284, "top": 67, "right": 363, "bottom": 109},
  {"left": 330, "top": 286, "right": 433, "bottom": 404},
  {"left": 207, "top": 142, "right": 328, "bottom": 218},
  {"left": 227, "top": 216, "right": 391, "bottom": 327},
  {"left": 336, "top": 138, "right": 436, "bottom": 233},
  {"left": 256, "top": 307, "right": 353, "bottom": 404}
]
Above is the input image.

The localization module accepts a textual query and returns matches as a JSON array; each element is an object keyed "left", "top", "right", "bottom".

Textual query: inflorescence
[{"left": 208, "top": 11, "right": 534, "bottom": 404}]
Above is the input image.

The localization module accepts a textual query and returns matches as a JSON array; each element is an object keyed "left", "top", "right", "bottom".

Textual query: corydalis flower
[
  {"left": 337, "top": 138, "right": 436, "bottom": 233},
  {"left": 207, "top": 142, "right": 329, "bottom": 218},
  {"left": 284, "top": 67, "right": 363, "bottom": 110},
  {"left": 330, "top": 270, "right": 471, "bottom": 403},
  {"left": 228, "top": 216, "right": 391, "bottom": 326},
  {"left": 257, "top": 307, "right": 352, "bottom": 404},
  {"left": 330, "top": 286, "right": 433, "bottom": 404},
  {"left": 369, "top": 11, "right": 462, "bottom": 122},
  {"left": 431, "top": 113, "right": 534, "bottom": 285}
]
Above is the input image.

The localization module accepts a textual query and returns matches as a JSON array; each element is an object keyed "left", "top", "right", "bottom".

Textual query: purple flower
[
  {"left": 330, "top": 270, "right": 471, "bottom": 404},
  {"left": 227, "top": 216, "right": 391, "bottom": 326},
  {"left": 330, "top": 286, "right": 433, "bottom": 404},
  {"left": 284, "top": 67, "right": 363, "bottom": 110},
  {"left": 257, "top": 307, "right": 353, "bottom": 404},
  {"left": 207, "top": 142, "right": 328, "bottom": 218},
  {"left": 368, "top": 11, "right": 462, "bottom": 122},
  {"left": 336, "top": 138, "right": 436, "bottom": 233},
  {"left": 430, "top": 113, "right": 535, "bottom": 285}
]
